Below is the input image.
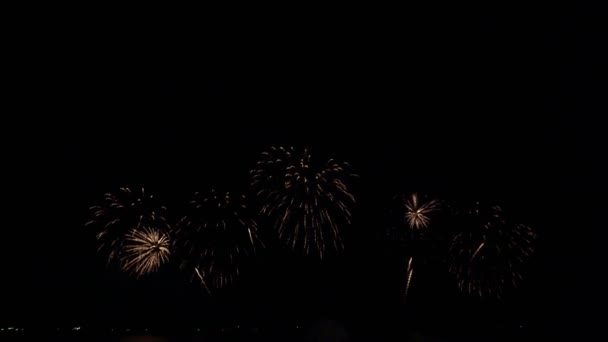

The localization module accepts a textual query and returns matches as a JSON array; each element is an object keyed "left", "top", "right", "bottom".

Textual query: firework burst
[
  {"left": 250, "top": 146, "right": 357, "bottom": 258},
  {"left": 387, "top": 193, "right": 442, "bottom": 303},
  {"left": 175, "top": 190, "right": 260, "bottom": 291},
  {"left": 404, "top": 193, "right": 440, "bottom": 230},
  {"left": 85, "top": 187, "right": 171, "bottom": 268},
  {"left": 448, "top": 203, "right": 535, "bottom": 298},
  {"left": 121, "top": 227, "right": 171, "bottom": 277}
]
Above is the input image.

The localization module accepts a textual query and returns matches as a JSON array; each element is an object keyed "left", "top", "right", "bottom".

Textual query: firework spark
[
  {"left": 85, "top": 187, "right": 170, "bottom": 267},
  {"left": 250, "top": 146, "right": 356, "bottom": 258},
  {"left": 404, "top": 193, "right": 439, "bottom": 230},
  {"left": 121, "top": 227, "right": 171, "bottom": 277},
  {"left": 448, "top": 203, "right": 535, "bottom": 298},
  {"left": 175, "top": 190, "right": 260, "bottom": 290}
]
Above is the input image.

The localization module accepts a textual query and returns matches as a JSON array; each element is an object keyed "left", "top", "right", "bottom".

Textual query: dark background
[{"left": 4, "top": 5, "right": 606, "bottom": 340}]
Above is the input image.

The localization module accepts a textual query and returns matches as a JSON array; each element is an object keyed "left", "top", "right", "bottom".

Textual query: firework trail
[
  {"left": 250, "top": 146, "right": 357, "bottom": 258},
  {"left": 121, "top": 227, "right": 171, "bottom": 277},
  {"left": 448, "top": 203, "right": 535, "bottom": 298},
  {"left": 175, "top": 190, "right": 261, "bottom": 291},
  {"left": 404, "top": 256, "right": 414, "bottom": 303},
  {"left": 86, "top": 187, "right": 170, "bottom": 268}
]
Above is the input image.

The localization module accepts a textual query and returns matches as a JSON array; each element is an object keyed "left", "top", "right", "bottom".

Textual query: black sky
[{"left": 4, "top": 6, "right": 606, "bottom": 340}]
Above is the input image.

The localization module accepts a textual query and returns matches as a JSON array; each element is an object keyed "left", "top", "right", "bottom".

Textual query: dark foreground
[
  {"left": 0, "top": 325, "right": 537, "bottom": 342},
  {"left": 0, "top": 336, "right": 503, "bottom": 342}
]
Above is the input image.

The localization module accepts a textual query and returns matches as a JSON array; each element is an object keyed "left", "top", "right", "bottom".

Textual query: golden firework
[
  {"left": 121, "top": 227, "right": 171, "bottom": 277},
  {"left": 448, "top": 204, "right": 536, "bottom": 298},
  {"left": 85, "top": 187, "right": 170, "bottom": 267},
  {"left": 251, "top": 147, "right": 356, "bottom": 258},
  {"left": 175, "top": 190, "right": 260, "bottom": 290},
  {"left": 404, "top": 193, "right": 439, "bottom": 230}
]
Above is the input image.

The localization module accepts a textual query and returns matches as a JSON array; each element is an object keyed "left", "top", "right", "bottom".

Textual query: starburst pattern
[
  {"left": 121, "top": 227, "right": 171, "bottom": 277},
  {"left": 250, "top": 146, "right": 356, "bottom": 258},
  {"left": 404, "top": 193, "right": 439, "bottom": 230}
]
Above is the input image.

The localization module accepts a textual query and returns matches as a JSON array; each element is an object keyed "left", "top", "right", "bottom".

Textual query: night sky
[{"left": 4, "top": 6, "right": 606, "bottom": 340}]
